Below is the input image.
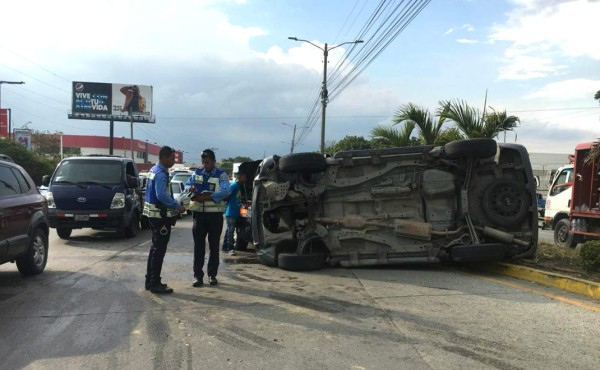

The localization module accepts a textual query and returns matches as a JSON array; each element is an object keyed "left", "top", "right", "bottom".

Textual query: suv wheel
[
  {"left": 16, "top": 228, "right": 48, "bottom": 276},
  {"left": 124, "top": 212, "right": 140, "bottom": 238},
  {"left": 57, "top": 227, "right": 72, "bottom": 239},
  {"left": 443, "top": 138, "right": 497, "bottom": 159},
  {"left": 279, "top": 153, "right": 327, "bottom": 173}
]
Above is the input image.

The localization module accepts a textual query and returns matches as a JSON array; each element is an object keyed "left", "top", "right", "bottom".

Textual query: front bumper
[{"left": 48, "top": 209, "right": 128, "bottom": 229}]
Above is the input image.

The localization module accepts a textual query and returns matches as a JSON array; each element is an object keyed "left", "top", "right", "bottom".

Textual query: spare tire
[
  {"left": 482, "top": 179, "right": 530, "bottom": 225},
  {"left": 444, "top": 138, "right": 497, "bottom": 159},
  {"left": 279, "top": 152, "right": 326, "bottom": 173}
]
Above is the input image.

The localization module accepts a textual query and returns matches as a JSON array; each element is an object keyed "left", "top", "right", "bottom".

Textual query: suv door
[{"left": 0, "top": 164, "right": 31, "bottom": 259}]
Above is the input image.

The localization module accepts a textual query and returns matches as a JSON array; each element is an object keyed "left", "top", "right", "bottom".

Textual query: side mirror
[
  {"left": 41, "top": 175, "right": 50, "bottom": 187},
  {"left": 127, "top": 175, "right": 138, "bottom": 188}
]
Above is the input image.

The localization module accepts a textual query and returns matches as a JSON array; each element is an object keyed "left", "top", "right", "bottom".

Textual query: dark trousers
[
  {"left": 192, "top": 212, "right": 224, "bottom": 279},
  {"left": 146, "top": 217, "right": 173, "bottom": 286}
]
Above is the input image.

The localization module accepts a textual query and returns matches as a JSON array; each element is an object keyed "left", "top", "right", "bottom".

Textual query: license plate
[{"left": 75, "top": 215, "right": 89, "bottom": 221}]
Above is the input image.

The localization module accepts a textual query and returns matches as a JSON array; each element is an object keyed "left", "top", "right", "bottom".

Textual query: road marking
[{"left": 476, "top": 274, "right": 600, "bottom": 312}]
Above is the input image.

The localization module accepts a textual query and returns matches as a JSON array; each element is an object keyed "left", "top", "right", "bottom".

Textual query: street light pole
[
  {"left": 0, "top": 81, "right": 25, "bottom": 139},
  {"left": 288, "top": 37, "right": 363, "bottom": 154},
  {"left": 0, "top": 81, "right": 25, "bottom": 111}
]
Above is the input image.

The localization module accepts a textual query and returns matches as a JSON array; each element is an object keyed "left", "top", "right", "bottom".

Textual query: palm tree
[
  {"left": 392, "top": 103, "right": 447, "bottom": 145},
  {"left": 485, "top": 108, "right": 520, "bottom": 142},
  {"left": 440, "top": 99, "right": 520, "bottom": 140},
  {"left": 371, "top": 121, "right": 416, "bottom": 148}
]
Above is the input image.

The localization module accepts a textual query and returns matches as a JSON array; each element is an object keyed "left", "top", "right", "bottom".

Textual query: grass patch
[{"left": 515, "top": 242, "right": 600, "bottom": 282}]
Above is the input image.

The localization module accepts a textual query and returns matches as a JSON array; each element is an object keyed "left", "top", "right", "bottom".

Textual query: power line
[{"left": 0, "top": 45, "right": 71, "bottom": 83}]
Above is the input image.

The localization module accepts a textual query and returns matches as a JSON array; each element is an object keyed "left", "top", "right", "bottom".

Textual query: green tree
[
  {"left": 595, "top": 89, "right": 600, "bottom": 102},
  {"left": 219, "top": 156, "right": 254, "bottom": 175},
  {"left": 370, "top": 122, "right": 416, "bottom": 148},
  {"left": 439, "top": 99, "right": 520, "bottom": 139},
  {"left": 392, "top": 103, "right": 448, "bottom": 145},
  {"left": 325, "top": 135, "right": 373, "bottom": 154},
  {"left": 0, "top": 139, "right": 55, "bottom": 185},
  {"left": 32, "top": 131, "right": 61, "bottom": 160}
]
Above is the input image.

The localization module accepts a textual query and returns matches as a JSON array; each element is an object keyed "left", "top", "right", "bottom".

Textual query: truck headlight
[
  {"left": 46, "top": 192, "right": 55, "bottom": 209},
  {"left": 110, "top": 193, "right": 126, "bottom": 209}
]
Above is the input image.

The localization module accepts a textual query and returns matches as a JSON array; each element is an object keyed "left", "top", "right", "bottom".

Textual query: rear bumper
[{"left": 48, "top": 209, "right": 128, "bottom": 229}]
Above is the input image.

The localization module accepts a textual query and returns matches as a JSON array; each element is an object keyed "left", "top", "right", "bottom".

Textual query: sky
[{"left": 0, "top": 0, "right": 599, "bottom": 163}]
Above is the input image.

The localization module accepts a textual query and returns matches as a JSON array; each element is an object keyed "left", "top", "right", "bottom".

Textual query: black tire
[
  {"left": 444, "top": 138, "right": 497, "bottom": 159},
  {"left": 140, "top": 215, "right": 150, "bottom": 230},
  {"left": 482, "top": 179, "right": 530, "bottom": 225},
  {"left": 124, "top": 212, "right": 140, "bottom": 238},
  {"left": 279, "top": 152, "right": 326, "bottom": 173},
  {"left": 56, "top": 227, "right": 72, "bottom": 239},
  {"left": 278, "top": 253, "right": 326, "bottom": 271},
  {"left": 554, "top": 218, "right": 577, "bottom": 248},
  {"left": 16, "top": 228, "right": 48, "bottom": 276}
]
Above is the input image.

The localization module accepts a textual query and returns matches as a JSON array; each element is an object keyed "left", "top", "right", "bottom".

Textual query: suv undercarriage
[{"left": 251, "top": 139, "right": 538, "bottom": 271}]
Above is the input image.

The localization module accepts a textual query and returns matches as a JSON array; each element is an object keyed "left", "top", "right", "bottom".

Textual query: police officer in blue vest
[
  {"left": 185, "top": 149, "right": 230, "bottom": 287},
  {"left": 143, "top": 146, "right": 186, "bottom": 294}
]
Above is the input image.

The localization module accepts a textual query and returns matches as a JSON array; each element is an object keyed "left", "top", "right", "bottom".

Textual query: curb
[{"left": 481, "top": 262, "right": 600, "bottom": 300}]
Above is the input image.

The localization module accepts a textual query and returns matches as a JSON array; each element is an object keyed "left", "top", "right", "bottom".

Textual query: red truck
[{"left": 567, "top": 142, "right": 600, "bottom": 246}]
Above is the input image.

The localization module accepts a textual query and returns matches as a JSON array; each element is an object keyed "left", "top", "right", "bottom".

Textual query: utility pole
[{"left": 288, "top": 37, "right": 363, "bottom": 154}]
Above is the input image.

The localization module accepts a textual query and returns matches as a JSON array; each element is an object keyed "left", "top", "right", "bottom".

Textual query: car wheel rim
[{"left": 32, "top": 235, "right": 45, "bottom": 267}]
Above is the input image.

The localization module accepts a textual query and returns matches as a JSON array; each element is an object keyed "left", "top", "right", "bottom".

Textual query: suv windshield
[{"left": 53, "top": 159, "right": 122, "bottom": 185}]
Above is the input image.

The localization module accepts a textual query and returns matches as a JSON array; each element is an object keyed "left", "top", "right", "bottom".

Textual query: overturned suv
[{"left": 252, "top": 139, "right": 537, "bottom": 271}]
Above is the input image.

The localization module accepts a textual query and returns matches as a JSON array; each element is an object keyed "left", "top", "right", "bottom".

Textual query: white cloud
[
  {"left": 498, "top": 55, "right": 567, "bottom": 80},
  {"left": 456, "top": 39, "right": 478, "bottom": 44},
  {"left": 460, "top": 24, "right": 475, "bottom": 32},
  {"left": 445, "top": 28, "right": 454, "bottom": 35},
  {"left": 490, "top": 0, "right": 600, "bottom": 80},
  {"left": 525, "top": 79, "right": 600, "bottom": 100}
]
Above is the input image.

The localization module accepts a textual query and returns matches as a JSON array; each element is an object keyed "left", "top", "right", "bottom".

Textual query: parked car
[
  {"left": 0, "top": 153, "right": 15, "bottom": 163},
  {"left": 42, "top": 155, "right": 142, "bottom": 239},
  {"left": 0, "top": 160, "right": 50, "bottom": 275},
  {"left": 171, "top": 172, "right": 193, "bottom": 184},
  {"left": 252, "top": 139, "right": 538, "bottom": 271},
  {"left": 170, "top": 180, "right": 192, "bottom": 217}
]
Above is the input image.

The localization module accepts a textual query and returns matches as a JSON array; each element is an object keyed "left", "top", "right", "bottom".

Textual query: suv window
[
  {"left": 53, "top": 159, "right": 123, "bottom": 185},
  {"left": 0, "top": 165, "right": 23, "bottom": 197},
  {"left": 13, "top": 168, "right": 31, "bottom": 193}
]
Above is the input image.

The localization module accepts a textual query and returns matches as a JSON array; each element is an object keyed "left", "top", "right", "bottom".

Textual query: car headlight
[
  {"left": 110, "top": 193, "right": 126, "bottom": 209},
  {"left": 46, "top": 192, "right": 55, "bottom": 208}
]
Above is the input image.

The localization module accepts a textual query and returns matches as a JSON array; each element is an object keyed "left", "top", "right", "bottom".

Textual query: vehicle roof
[{"left": 61, "top": 155, "right": 134, "bottom": 162}]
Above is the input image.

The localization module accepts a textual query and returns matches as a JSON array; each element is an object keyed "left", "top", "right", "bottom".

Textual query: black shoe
[
  {"left": 192, "top": 278, "right": 203, "bottom": 287},
  {"left": 145, "top": 281, "right": 167, "bottom": 291},
  {"left": 208, "top": 276, "right": 218, "bottom": 286},
  {"left": 150, "top": 285, "right": 173, "bottom": 294}
]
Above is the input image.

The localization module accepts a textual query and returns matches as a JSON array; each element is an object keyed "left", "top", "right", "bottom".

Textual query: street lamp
[
  {"left": 0, "top": 81, "right": 25, "bottom": 111},
  {"left": 288, "top": 37, "right": 363, "bottom": 154}
]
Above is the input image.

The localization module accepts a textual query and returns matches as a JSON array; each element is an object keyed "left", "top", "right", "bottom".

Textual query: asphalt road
[{"left": 1, "top": 217, "right": 598, "bottom": 370}]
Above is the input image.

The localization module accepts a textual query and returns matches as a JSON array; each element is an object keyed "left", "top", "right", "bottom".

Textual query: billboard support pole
[
  {"left": 129, "top": 108, "right": 134, "bottom": 161},
  {"left": 109, "top": 120, "right": 114, "bottom": 155}
]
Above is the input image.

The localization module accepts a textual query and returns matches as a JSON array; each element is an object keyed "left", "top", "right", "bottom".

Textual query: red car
[{"left": 0, "top": 159, "right": 50, "bottom": 275}]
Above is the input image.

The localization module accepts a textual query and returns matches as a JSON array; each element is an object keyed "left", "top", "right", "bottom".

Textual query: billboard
[
  {"left": 69, "top": 81, "right": 154, "bottom": 123},
  {"left": 0, "top": 109, "right": 8, "bottom": 138},
  {"left": 14, "top": 129, "right": 32, "bottom": 151}
]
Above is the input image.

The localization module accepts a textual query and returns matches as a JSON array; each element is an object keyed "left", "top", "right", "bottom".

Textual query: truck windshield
[{"left": 53, "top": 160, "right": 122, "bottom": 185}]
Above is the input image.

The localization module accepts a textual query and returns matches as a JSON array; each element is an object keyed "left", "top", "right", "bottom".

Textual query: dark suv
[
  {"left": 42, "top": 155, "right": 142, "bottom": 239},
  {"left": 0, "top": 160, "right": 50, "bottom": 275},
  {"left": 252, "top": 139, "right": 538, "bottom": 271}
]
